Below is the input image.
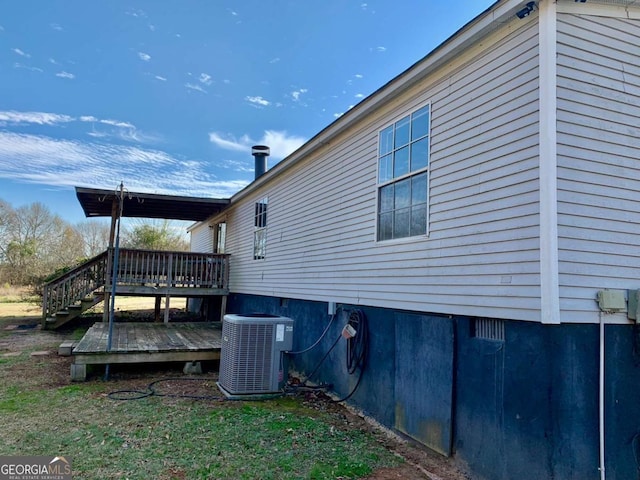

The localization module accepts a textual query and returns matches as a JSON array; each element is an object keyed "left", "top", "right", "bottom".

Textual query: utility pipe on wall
[{"left": 599, "top": 311, "right": 606, "bottom": 480}]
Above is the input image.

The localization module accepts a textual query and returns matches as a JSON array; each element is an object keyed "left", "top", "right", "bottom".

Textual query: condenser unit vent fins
[
  {"left": 219, "top": 314, "right": 294, "bottom": 396},
  {"left": 220, "top": 322, "right": 274, "bottom": 393},
  {"left": 472, "top": 317, "right": 505, "bottom": 342}
]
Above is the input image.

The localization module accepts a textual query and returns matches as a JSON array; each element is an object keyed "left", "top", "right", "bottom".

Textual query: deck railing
[
  {"left": 42, "top": 251, "right": 108, "bottom": 319},
  {"left": 42, "top": 249, "right": 230, "bottom": 319},
  {"left": 110, "top": 249, "right": 229, "bottom": 289}
]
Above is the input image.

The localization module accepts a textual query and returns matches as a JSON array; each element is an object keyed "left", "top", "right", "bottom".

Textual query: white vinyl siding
[
  {"left": 556, "top": 13, "right": 640, "bottom": 323},
  {"left": 189, "top": 222, "right": 213, "bottom": 253},
  {"left": 224, "top": 19, "right": 543, "bottom": 322}
]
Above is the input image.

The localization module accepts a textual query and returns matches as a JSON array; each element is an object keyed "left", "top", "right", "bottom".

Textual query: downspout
[{"left": 599, "top": 311, "right": 606, "bottom": 480}]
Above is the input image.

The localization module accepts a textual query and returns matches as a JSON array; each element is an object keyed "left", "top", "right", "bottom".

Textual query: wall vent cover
[{"left": 472, "top": 317, "right": 505, "bottom": 341}]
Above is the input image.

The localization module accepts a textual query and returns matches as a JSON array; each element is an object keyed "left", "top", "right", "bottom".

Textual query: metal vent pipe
[{"left": 252, "top": 145, "right": 270, "bottom": 179}]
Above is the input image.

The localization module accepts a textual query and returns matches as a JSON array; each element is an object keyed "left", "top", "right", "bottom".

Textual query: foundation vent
[{"left": 472, "top": 318, "right": 505, "bottom": 341}]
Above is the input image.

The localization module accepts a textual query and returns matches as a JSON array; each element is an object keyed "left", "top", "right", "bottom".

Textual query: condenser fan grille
[
  {"left": 218, "top": 314, "right": 294, "bottom": 395},
  {"left": 220, "top": 322, "right": 274, "bottom": 393}
]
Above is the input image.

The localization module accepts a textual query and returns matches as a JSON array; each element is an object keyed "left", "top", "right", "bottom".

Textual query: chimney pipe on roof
[{"left": 252, "top": 145, "right": 270, "bottom": 180}]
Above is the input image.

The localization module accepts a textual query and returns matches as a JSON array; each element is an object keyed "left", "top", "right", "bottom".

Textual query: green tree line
[{"left": 0, "top": 199, "right": 189, "bottom": 286}]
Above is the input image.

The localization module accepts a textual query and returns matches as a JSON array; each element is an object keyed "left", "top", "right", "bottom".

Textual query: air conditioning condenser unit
[{"left": 218, "top": 313, "right": 294, "bottom": 396}]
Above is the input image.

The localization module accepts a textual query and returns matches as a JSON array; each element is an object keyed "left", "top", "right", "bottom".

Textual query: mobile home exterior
[{"left": 192, "top": 1, "right": 640, "bottom": 478}]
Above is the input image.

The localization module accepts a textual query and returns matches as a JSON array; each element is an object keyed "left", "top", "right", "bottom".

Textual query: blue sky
[{"left": 0, "top": 1, "right": 493, "bottom": 225}]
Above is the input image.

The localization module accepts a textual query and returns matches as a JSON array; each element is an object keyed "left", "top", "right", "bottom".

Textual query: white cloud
[
  {"left": 185, "top": 83, "right": 207, "bottom": 94},
  {"left": 333, "top": 112, "right": 343, "bottom": 118},
  {"left": 0, "top": 111, "right": 74, "bottom": 126},
  {"left": 375, "top": 46, "right": 387, "bottom": 52},
  {"left": 361, "top": 3, "right": 376, "bottom": 13},
  {"left": 291, "top": 89, "right": 308, "bottom": 102},
  {"left": 354, "top": 74, "right": 363, "bottom": 79},
  {"left": 50, "top": 23, "right": 63, "bottom": 31},
  {"left": 227, "top": 8, "right": 238, "bottom": 16},
  {"left": 0, "top": 131, "right": 247, "bottom": 198},
  {"left": 245, "top": 96, "right": 270, "bottom": 107},
  {"left": 0, "top": 110, "right": 152, "bottom": 144},
  {"left": 269, "top": 57, "right": 280, "bottom": 64},
  {"left": 126, "top": 9, "right": 147, "bottom": 18},
  {"left": 49, "top": 58, "right": 60, "bottom": 65},
  {"left": 208, "top": 133, "right": 250, "bottom": 153},
  {"left": 79, "top": 116, "right": 154, "bottom": 143},
  {"left": 12, "top": 48, "right": 30, "bottom": 58},
  {"left": 155, "top": 75, "right": 167, "bottom": 81},
  {"left": 262, "top": 131, "right": 306, "bottom": 159},
  {"left": 148, "top": 24, "right": 156, "bottom": 31},
  {"left": 138, "top": 51, "right": 151, "bottom": 62},
  {"left": 209, "top": 130, "right": 306, "bottom": 160},
  {"left": 56, "top": 71, "right": 75, "bottom": 79},
  {"left": 14, "top": 63, "right": 43, "bottom": 72},
  {"left": 355, "top": 93, "right": 364, "bottom": 98},
  {"left": 99, "top": 119, "right": 135, "bottom": 129},
  {"left": 219, "top": 158, "right": 254, "bottom": 173},
  {"left": 199, "top": 73, "right": 212, "bottom": 85}
]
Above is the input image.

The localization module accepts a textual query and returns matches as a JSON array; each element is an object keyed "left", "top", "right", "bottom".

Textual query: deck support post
[
  {"left": 154, "top": 296, "right": 162, "bottom": 322},
  {"left": 71, "top": 363, "right": 87, "bottom": 382},
  {"left": 102, "top": 292, "right": 110, "bottom": 322},
  {"left": 164, "top": 295, "right": 171, "bottom": 324},
  {"left": 165, "top": 254, "right": 173, "bottom": 324},
  {"left": 220, "top": 295, "right": 227, "bottom": 322}
]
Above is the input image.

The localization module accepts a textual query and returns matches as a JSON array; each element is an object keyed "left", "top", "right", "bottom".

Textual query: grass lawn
[
  {"left": 0, "top": 298, "right": 404, "bottom": 480},
  {"left": 0, "top": 291, "right": 466, "bottom": 480}
]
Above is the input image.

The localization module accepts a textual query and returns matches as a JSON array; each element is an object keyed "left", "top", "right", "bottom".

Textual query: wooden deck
[
  {"left": 43, "top": 249, "right": 230, "bottom": 329},
  {"left": 71, "top": 322, "right": 222, "bottom": 380}
]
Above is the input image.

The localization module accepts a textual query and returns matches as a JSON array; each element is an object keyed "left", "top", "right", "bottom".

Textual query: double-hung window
[
  {"left": 377, "top": 104, "right": 430, "bottom": 241},
  {"left": 253, "top": 197, "right": 268, "bottom": 259}
]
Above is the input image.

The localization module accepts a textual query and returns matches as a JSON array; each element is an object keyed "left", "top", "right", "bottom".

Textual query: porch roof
[{"left": 75, "top": 187, "right": 229, "bottom": 221}]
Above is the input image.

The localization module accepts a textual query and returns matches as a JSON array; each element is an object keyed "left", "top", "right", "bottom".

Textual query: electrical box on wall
[{"left": 596, "top": 289, "right": 626, "bottom": 313}]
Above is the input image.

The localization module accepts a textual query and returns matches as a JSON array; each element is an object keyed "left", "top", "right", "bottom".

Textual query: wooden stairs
[
  {"left": 44, "top": 293, "right": 105, "bottom": 329},
  {"left": 42, "top": 251, "right": 108, "bottom": 330}
]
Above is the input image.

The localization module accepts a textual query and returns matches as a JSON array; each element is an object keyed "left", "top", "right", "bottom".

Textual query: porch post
[{"left": 103, "top": 197, "right": 118, "bottom": 323}]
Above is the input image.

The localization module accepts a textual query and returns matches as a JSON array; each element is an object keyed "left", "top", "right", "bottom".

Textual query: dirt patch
[{"left": 0, "top": 308, "right": 469, "bottom": 480}]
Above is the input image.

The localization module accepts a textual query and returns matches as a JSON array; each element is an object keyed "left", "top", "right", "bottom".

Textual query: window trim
[
  {"left": 253, "top": 196, "right": 268, "bottom": 260},
  {"left": 375, "top": 102, "right": 432, "bottom": 243},
  {"left": 213, "top": 221, "right": 226, "bottom": 254}
]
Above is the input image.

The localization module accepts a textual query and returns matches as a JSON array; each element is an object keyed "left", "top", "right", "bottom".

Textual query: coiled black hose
[{"left": 294, "top": 309, "right": 369, "bottom": 403}]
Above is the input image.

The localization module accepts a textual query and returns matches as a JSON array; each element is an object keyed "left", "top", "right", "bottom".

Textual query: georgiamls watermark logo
[{"left": 0, "top": 456, "right": 72, "bottom": 480}]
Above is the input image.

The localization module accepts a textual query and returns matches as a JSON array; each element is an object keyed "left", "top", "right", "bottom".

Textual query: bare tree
[
  {"left": 76, "top": 220, "right": 111, "bottom": 257},
  {"left": 0, "top": 199, "right": 16, "bottom": 261},
  {"left": 0, "top": 201, "right": 86, "bottom": 284}
]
